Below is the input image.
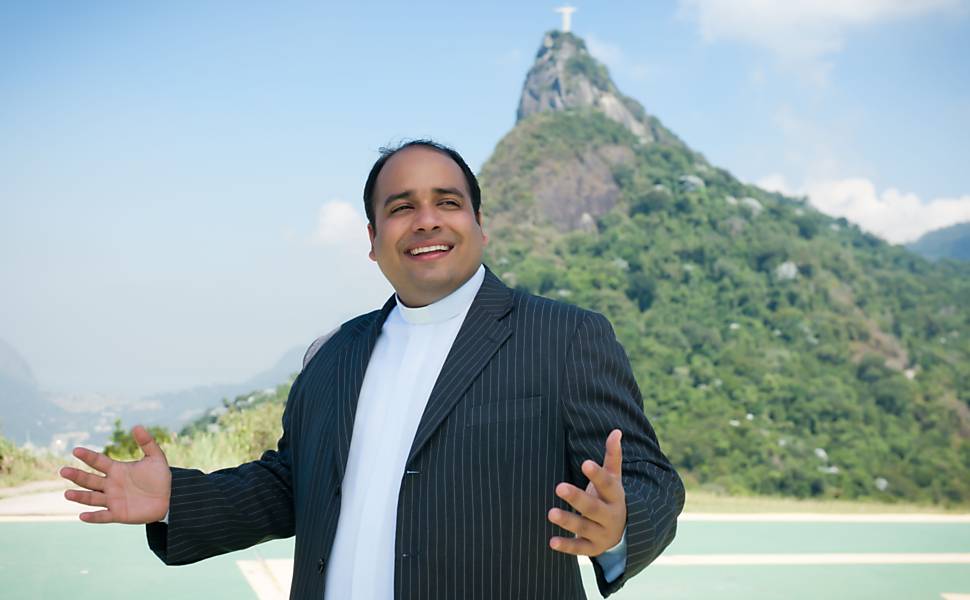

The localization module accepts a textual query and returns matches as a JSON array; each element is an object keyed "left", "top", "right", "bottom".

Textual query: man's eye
[
  {"left": 441, "top": 199, "right": 460, "bottom": 206},
  {"left": 390, "top": 205, "right": 412, "bottom": 214}
]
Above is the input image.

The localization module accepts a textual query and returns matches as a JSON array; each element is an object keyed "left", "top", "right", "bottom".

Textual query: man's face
[{"left": 368, "top": 146, "right": 488, "bottom": 307}]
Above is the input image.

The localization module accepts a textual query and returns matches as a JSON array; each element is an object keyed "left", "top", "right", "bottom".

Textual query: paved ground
[
  {"left": 0, "top": 479, "right": 69, "bottom": 499},
  {"left": 2, "top": 488, "right": 969, "bottom": 599}
]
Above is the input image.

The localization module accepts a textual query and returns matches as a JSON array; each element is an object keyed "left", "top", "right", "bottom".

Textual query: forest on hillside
[{"left": 480, "top": 109, "right": 970, "bottom": 505}]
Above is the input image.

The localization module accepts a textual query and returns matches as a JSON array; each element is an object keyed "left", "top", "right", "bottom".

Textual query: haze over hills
[
  {"left": 907, "top": 221, "right": 970, "bottom": 261},
  {"left": 0, "top": 337, "right": 304, "bottom": 450},
  {"left": 0, "top": 338, "right": 68, "bottom": 446},
  {"left": 480, "top": 31, "right": 970, "bottom": 503},
  {"left": 121, "top": 344, "right": 304, "bottom": 434}
]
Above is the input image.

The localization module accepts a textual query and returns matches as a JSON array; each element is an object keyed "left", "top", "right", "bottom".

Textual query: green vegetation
[
  {"left": 481, "top": 109, "right": 970, "bottom": 507},
  {"left": 91, "top": 380, "right": 969, "bottom": 512},
  {"left": 544, "top": 30, "right": 591, "bottom": 56},
  {"left": 0, "top": 433, "right": 59, "bottom": 488},
  {"left": 106, "top": 382, "right": 290, "bottom": 473},
  {"left": 566, "top": 54, "right": 612, "bottom": 91},
  {"left": 104, "top": 419, "right": 173, "bottom": 461}
]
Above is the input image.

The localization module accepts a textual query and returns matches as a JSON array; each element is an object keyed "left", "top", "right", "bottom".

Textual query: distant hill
[
  {"left": 124, "top": 345, "right": 305, "bottom": 433},
  {"left": 480, "top": 31, "right": 970, "bottom": 504},
  {"left": 0, "top": 339, "right": 305, "bottom": 449},
  {"left": 907, "top": 222, "right": 970, "bottom": 261},
  {"left": 0, "top": 338, "right": 67, "bottom": 445}
]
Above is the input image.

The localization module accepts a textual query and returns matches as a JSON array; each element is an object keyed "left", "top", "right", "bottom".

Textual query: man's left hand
[{"left": 548, "top": 429, "right": 626, "bottom": 556}]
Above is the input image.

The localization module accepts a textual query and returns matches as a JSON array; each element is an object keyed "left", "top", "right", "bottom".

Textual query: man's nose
[{"left": 412, "top": 203, "right": 442, "bottom": 231}]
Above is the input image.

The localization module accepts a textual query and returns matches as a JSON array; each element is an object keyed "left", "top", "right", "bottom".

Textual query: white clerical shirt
[{"left": 324, "top": 265, "right": 487, "bottom": 599}]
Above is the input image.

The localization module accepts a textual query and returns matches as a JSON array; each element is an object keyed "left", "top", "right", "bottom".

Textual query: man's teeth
[{"left": 409, "top": 244, "right": 450, "bottom": 256}]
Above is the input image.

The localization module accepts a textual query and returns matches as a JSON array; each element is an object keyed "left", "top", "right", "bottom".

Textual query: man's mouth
[{"left": 406, "top": 243, "right": 453, "bottom": 260}]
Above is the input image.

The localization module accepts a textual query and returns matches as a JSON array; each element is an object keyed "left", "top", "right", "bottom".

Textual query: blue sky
[{"left": 1, "top": 1, "right": 968, "bottom": 399}]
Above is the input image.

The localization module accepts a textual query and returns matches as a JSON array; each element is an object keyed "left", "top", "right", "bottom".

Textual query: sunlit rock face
[{"left": 516, "top": 31, "right": 655, "bottom": 143}]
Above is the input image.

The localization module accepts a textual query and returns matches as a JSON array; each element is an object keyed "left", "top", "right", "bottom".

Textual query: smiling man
[
  {"left": 61, "top": 140, "right": 684, "bottom": 600},
  {"left": 364, "top": 143, "right": 487, "bottom": 308}
]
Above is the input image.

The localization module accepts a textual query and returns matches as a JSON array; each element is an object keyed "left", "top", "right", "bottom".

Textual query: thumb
[
  {"left": 132, "top": 425, "right": 166, "bottom": 461},
  {"left": 603, "top": 429, "right": 622, "bottom": 477}
]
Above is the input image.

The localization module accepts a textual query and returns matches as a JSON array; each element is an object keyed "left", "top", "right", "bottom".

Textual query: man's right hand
[{"left": 59, "top": 425, "right": 172, "bottom": 524}]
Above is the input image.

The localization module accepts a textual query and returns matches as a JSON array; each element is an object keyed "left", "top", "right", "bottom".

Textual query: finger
[
  {"left": 132, "top": 425, "right": 164, "bottom": 459},
  {"left": 59, "top": 467, "right": 106, "bottom": 492},
  {"left": 79, "top": 509, "right": 116, "bottom": 524},
  {"left": 581, "top": 460, "right": 623, "bottom": 504},
  {"left": 71, "top": 447, "right": 115, "bottom": 475},
  {"left": 556, "top": 483, "right": 607, "bottom": 522},
  {"left": 603, "top": 429, "right": 623, "bottom": 476},
  {"left": 547, "top": 508, "right": 605, "bottom": 542},
  {"left": 65, "top": 489, "right": 108, "bottom": 508},
  {"left": 549, "top": 535, "right": 598, "bottom": 556}
]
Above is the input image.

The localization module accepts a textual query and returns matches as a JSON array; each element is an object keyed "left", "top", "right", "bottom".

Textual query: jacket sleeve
[
  {"left": 559, "top": 311, "right": 685, "bottom": 598},
  {"left": 145, "top": 374, "right": 301, "bottom": 565}
]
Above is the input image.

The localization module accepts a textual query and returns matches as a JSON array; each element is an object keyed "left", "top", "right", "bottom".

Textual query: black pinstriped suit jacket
[{"left": 147, "top": 266, "right": 684, "bottom": 599}]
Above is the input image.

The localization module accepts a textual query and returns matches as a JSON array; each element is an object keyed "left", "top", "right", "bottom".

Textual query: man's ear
[
  {"left": 367, "top": 223, "right": 377, "bottom": 262},
  {"left": 476, "top": 211, "right": 489, "bottom": 246}
]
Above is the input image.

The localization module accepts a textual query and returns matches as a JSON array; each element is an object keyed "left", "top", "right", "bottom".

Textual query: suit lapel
[
  {"left": 406, "top": 267, "right": 514, "bottom": 465},
  {"left": 334, "top": 294, "right": 396, "bottom": 480},
  {"left": 333, "top": 267, "right": 515, "bottom": 476}
]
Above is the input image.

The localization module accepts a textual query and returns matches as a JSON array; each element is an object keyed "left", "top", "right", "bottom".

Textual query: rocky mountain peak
[
  {"left": 0, "top": 338, "right": 37, "bottom": 389},
  {"left": 516, "top": 30, "right": 656, "bottom": 143}
]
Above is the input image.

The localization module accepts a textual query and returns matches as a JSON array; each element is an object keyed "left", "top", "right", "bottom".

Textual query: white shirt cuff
[{"left": 593, "top": 527, "right": 628, "bottom": 583}]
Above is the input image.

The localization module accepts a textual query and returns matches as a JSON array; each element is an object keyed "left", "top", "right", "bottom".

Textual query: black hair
[{"left": 362, "top": 139, "right": 482, "bottom": 231}]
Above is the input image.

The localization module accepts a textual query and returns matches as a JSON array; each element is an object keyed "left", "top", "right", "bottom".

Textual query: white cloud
[
  {"left": 757, "top": 173, "right": 970, "bottom": 243},
  {"left": 311, "top": 200, "right": 369, "bottom": 248},
  {"left": 678, "top": 0, "right": 963, "bottom": 84},
  {"left": 305, "top": 199, "right": 390, "bottom": 320}
]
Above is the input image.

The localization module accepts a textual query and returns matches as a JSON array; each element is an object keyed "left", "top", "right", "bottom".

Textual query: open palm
[{"left": 60, "top": 425, "right": 172, "bottom": 524}]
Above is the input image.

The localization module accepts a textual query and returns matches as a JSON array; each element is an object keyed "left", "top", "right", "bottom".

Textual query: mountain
[
  {"left": 480, "top": 31, "right": 970, "bottom": 504},
  {"left": 126, "top": 345, "right": 305, "bottom": 432},
  {"left": 0, "top": 341, "right": 304, "bottom": 450},
  {"left": 0, "top": 338, "right": 68, "bottom": 446},
  {"left": 73, "top": 344, "right": 305, "bottom": 447},
  {"left": 907, "top": 222, "right": 970, "bottom": 261}
]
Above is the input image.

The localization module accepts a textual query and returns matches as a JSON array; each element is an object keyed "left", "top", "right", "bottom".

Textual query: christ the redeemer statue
[{"left": 555, "top": 6, "right": 577, "bottom": 33}]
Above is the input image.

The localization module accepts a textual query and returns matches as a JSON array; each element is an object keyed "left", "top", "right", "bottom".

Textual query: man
[{"left": 61, "top": 140, "right": 684, "bottom": 599}]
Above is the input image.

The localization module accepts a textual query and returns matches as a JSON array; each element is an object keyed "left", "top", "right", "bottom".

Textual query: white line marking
[
  {"left": 654, "top": 553, "right": 970, "bottom": 566},
  {"left": 237, "top": 559, "right": 293, "bottom": 600},
  {"left": 681, "top": 513, "right": 970, "bottom": 523},
  {"left": 0, "top": 515, "right": 79, "bottom": 523}
]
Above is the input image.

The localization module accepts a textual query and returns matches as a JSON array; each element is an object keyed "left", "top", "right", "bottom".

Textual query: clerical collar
[{"left": 395, "top": 265, "right": 485, "bottom": 325}]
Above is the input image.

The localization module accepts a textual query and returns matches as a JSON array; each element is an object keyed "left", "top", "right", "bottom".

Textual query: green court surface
[{"left": 1, "top": 520, "right": 968, "bottom": 599}]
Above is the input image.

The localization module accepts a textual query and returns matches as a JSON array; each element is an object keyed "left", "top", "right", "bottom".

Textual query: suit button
[{"left": 317, "top": 558, "right": 325, "bottom": 573}]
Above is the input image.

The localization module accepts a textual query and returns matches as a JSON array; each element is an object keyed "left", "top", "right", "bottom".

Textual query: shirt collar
[{"left": 396, "top": 264, "right": 485, "bottom": 325}]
